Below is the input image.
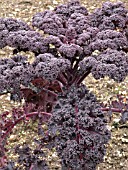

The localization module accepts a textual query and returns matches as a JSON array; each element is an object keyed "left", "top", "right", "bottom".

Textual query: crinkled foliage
[
  {"left": 47, "top": 85, "right": 110, "bottom": 170},
  {"left": 0, "top": 0, "right": 128, "bottom": 170}
]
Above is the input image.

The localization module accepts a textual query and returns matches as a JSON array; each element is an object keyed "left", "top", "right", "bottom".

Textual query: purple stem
[
  {"left": 76, "top": 69, "right": 91, "bottom": 85},
  {"left": 101, "top": 107, "right": 122, "bottom": 113},
  {"left": 72, "top": 59, "right": 80, "bottom": 71},
  {"left": 1, "top": 111, "right": 52, "bottom": 142},
  {"left": 29, "top": 164, "right": 34, "bottom": 170},
  {"left": 62, "top": 72, "right": 68, "bottom": 79},
  {"left": 57, "top": 73, "right": 68, "bottom": 85},
  {"left": 43, "top": 87, "right": 58, "bottom": 98},
  {"left": 68, "top": 73, "right": 79, "bottom": 85}
]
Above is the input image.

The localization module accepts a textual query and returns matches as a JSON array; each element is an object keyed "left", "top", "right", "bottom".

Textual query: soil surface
[{"left": 0, "top": 0, "right": 128, "bottom": 170}]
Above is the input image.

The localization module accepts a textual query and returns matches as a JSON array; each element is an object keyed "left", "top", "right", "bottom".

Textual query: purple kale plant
[{"left": 0, "top": 0, "right": 128, "bottom": 170}]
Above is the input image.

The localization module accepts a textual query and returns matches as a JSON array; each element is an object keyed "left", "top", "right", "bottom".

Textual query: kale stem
[
  {"left": 77, "top": 69, "right": 91, "bottom": 85},
  {"left": 101, "top": 107, "right": 122, "bottom": 112},
  {"left": 1, "top": 111, "right": 52, "bottom": 142}
]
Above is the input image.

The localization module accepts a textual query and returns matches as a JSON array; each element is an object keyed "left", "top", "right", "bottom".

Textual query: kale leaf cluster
[
  {"left": 48, "top": 85, "right": 110, "bottom": 170},
  {"left": 0, "top": 0, "right": 128, "bottom": 170}
]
